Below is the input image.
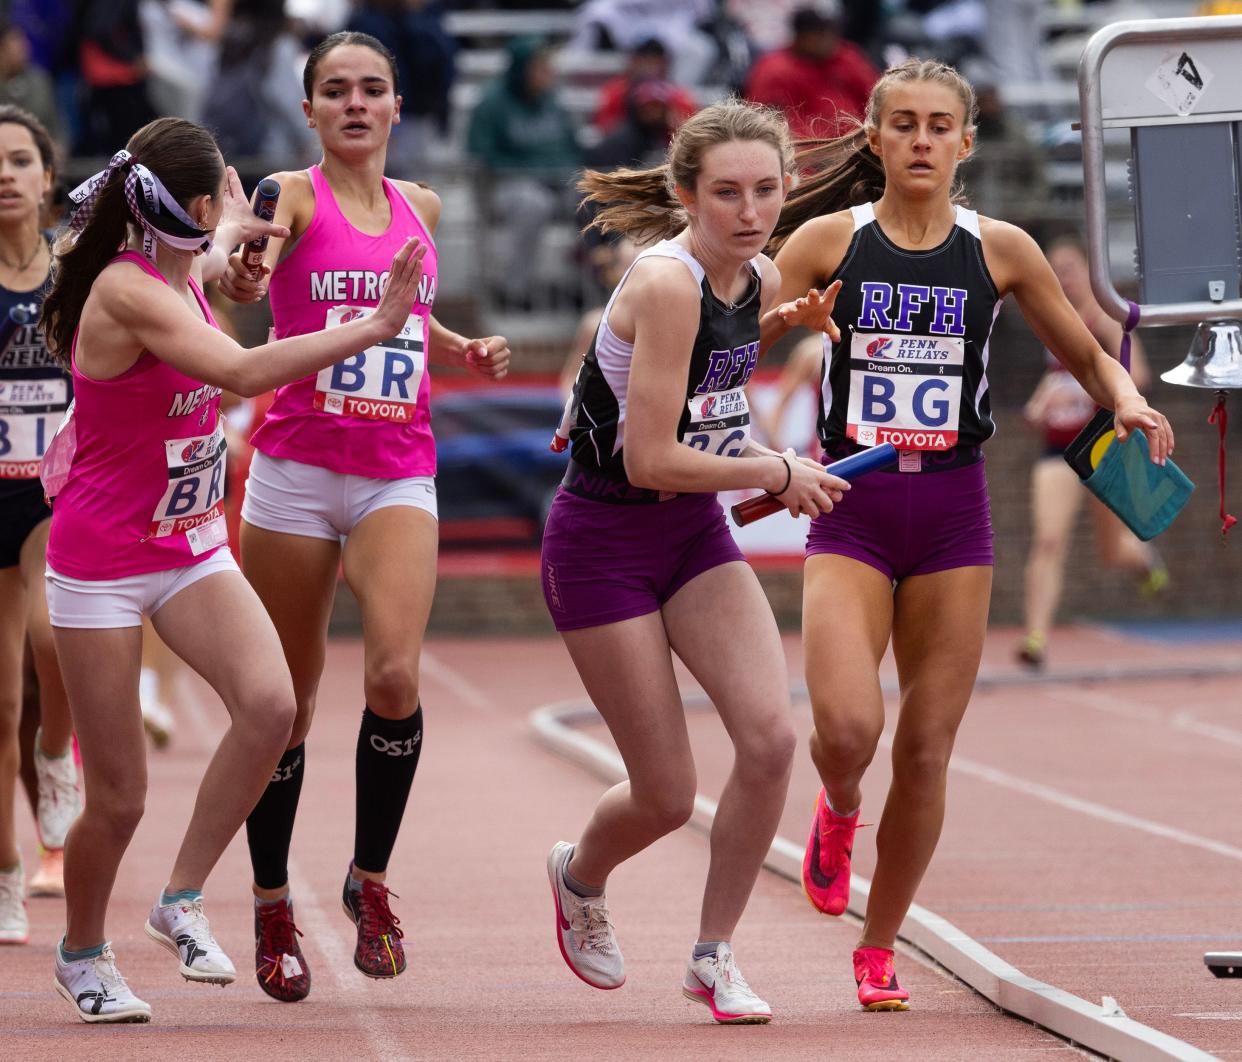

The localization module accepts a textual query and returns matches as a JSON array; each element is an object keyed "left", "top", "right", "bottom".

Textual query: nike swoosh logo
[
  {"left": 554, "top": 890, "right": 571, "bottom": 932},
  {"left": 808, "top": 830, "right": 836, "bottom": 890},
  {"left": 692, "top": 971, "right": 716, "bottom": 999}
]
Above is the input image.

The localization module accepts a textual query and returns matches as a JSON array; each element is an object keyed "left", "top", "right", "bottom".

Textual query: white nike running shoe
[
  {"left": 546, "top": 841, "right": 625, "bottom": 989},
  {"left": 682, "top": 942, "right": 772, "bottom": 1024},
  {"left": 54, "top": 943, "right": 151, "bottom": 1023},
  {"left": 34, "top": 729, "right": 82, "bottom": 849},
  {"left": 145, "top": 896, "right": 236, "bottom": 984},
  {"left": 0, "top": 862, "right": 28, "bottom": 944}
]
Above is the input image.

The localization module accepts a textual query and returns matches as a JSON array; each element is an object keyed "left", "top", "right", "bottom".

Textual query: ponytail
[
  {"left": 43, "top": 175, "right": 130, "bottom": 366},
  {"left": 769, "top": 126, "right": 885, "bottom": 251},
  {"left": 579, "top": 164, "right": 684, "bottom": 244},
  {"left": 42, "top": 118, "right": 223, "bottom": 366}
]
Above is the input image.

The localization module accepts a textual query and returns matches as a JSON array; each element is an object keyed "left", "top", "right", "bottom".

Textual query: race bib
[
  {"left": 0, "top": 378, "right": 69, "bottom": 479},
  {"left": 149, "top": 422, "right": 227, "bottom": 554},
  {"left": 314, "top": 307, "right": 424, "bottom": 424},
  {"left": 683, "top": 388, "right": 750, "bottom": 457},
  {"left": 846, "top": 332, "right": 964, "bottom": 451}
]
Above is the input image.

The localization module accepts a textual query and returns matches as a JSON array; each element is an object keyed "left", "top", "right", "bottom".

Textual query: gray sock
[
  {"left": 693, "top": 940, "right": 725, "bottom": 960},
  {"left": 562, "top": 849, "right": 604, "bottom": 898}
]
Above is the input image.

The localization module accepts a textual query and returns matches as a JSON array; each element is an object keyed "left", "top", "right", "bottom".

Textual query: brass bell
[{"left": 1161, "top": 319, "right": 1242, "bottom": 389}]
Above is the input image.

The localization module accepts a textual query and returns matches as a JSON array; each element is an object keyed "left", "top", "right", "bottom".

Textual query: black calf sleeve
[
  {"left": 245, "top": 743, "right": 305, "bottom": 891},
  {"left": 354, "top": 705, "right": 423, "bottom": 874}
]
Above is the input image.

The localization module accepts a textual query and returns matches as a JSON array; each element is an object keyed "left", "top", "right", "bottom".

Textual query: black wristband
[{"left": 771, "top": 453, "right": 792, "bottom": 497}]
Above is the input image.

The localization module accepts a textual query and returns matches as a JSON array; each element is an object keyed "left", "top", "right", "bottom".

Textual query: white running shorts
[
  {"left": 240, "top": 451, "right": 437, "bottom": 541},
  {"left": 45, "top": 548, "right": 240, "bottom": 629}
]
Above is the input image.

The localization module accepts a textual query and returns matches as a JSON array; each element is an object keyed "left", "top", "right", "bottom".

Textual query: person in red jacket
[
  {"left": 593, "top": 38, "right": 698, "bottom": 135},
  {"left": 745, "top": 3, "right": 878, "bottom": 140}
]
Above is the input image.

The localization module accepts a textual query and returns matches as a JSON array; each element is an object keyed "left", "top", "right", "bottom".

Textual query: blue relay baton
[{"left": 731, "top": 442, "right": 898, "bottom": 526}]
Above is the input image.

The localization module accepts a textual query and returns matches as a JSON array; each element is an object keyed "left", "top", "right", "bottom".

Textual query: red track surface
[{"left": 3, "top": 627, "right": 1238, "bottom": 1058}]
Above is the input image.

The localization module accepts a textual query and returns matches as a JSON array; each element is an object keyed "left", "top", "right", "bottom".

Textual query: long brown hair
[
  {"left": 41, "top": 118, "right": 223, "bottom": 364},
  {"left": 579, "top": 98, "right": 794, "bottom": 245},
  {"left": 770, "top": 58, "right": 978, "bottom": 251}
]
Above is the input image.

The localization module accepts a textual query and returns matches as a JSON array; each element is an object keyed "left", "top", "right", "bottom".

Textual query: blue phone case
[{"left": 1082, "top": 431, "right": 1194, "bottom": 541}]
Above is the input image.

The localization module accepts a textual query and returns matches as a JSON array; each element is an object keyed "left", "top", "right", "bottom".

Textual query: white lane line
[
  {"left": 181, "top": 665, "right": 411, "bottom": 1060},
  {"left": 420, "top": 648, "right": 504, "bottom": 717},
  {"left": 1049, "top": 686, "right": 1242, "bottom": 749},
  {"left": 936, "top": 746, "right": 1242, "bottom": 864},
  {"left": 531, "top": 697, "right": 1219, "bottom": 1062}
]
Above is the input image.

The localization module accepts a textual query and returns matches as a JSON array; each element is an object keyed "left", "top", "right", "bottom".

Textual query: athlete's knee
[
  {"left": 892, "top": 734, "right": 954, "bottom": 793},
  {"left": 362, "top": 657, "right": 419, "bottom": 717},
  {"left": 735, "top": 718, "right": 796, "bottom": 782},
  {"left": 810, "top": 714, "right": 882, "bottom": 772},
  {"left": 1030, "top": 530, "right": 1068, "bottom": 561},
  {"left": 89, "top": 775, "right": 147, "bottom": 838},
  {"left": 236, "top": 683, "right": 297, "bottom": 749},
  {"left": 632, "top": 773, "right": 697, "bottom": 834}
]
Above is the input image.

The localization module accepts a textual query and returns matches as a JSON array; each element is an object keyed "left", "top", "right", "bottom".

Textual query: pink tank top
[
  {"left": 46, "top": 253, "right": 227, "bottom": 580},
  {"left": 251, "top": 165, "right": 439, "bottom": 478}
]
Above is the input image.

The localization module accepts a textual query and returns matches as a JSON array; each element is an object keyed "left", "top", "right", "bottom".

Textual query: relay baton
[
  {"left": 240, "top": 178, "right": 281, "bottom": 278},
  {"left": 730, "top": 442, "right": 898, "bottom": 527}
]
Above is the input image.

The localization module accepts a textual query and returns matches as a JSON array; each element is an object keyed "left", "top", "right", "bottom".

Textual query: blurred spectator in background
[
  {"left": 744, "top": 1, "right": 878, "bottom": 139},
  {"left": 74, "top": 0, "right": 157, "bottom": 155},
  {"left": 0, "top": 18, "right": 64, "bottom": 148},
  {"left": 203, "top": 0, "right": 316, "bottom": 165},
  {"left": 138, "top": 0, "right": 233, "bottom": 123},
  {"left": 593, "top": 38, "right": 697, "bottom": 135},
  {"left": 586, "top": 78, "right": 683, "bottom": 171},
  {"left": 960, "top": 60, "right": 1047, "bottom": 221},
  {"left": 467, "top": 35, "right": 581, "bottom": 309},
  {"left": 570, "top": 0, "right": 719, "bottom": 86},
  {"left": 346, "top": 0, "right": 457, "bottom": 171},
  {"left": 982, "top": 0, "right": 1046, "bottom": 86}
]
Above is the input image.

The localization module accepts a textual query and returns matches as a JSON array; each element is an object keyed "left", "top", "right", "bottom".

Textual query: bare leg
[
  {"left": 662, "top": 562, "right": 796, "bottom": 941},
  {"left": 152, "top": 570, "right": 295, "bottom": 893},
  {"left": 54, "top": 624, "right": 146, "bottom": 951},
  {"left": 0, "top": 566, "right": 25, "bottom": 868},
  {"left": 859, "top": 565, "right": 992, "bottom": 951},
  {"left": 560, "top": 613, "right": 696, "bottom": 887},
  {"left": 802, "top": 554, "right": 894, "bottom": 818},
  {"left": 20, "top": 520, "right": 72, "bottom": 757},
  {"left": 1022, "top": 458, "right": 1082, "bottom": 641}
]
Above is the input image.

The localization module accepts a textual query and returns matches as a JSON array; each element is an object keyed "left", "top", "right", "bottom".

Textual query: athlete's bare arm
[
  {"left": 762, "top": 212, "right": 853, "bottom": 353},
  {"left": 79, "top": 239, "right": 426, "bottom": 396},
  {"left": 983, "top": 219, "right": 1173, "bottom": 460}
]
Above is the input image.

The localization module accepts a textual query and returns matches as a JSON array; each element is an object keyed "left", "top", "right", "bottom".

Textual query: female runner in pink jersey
[
  {"left": 38, "top": 116, "right": 426, "bottom": 1024},
  {"left": 218, "top": 31, "right": 510, "bottom": 1001}
]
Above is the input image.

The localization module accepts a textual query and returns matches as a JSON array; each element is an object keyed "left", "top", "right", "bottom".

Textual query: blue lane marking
[
  {"left": 1094, "top": 618, "right": 1242, "bottom": 644},
  {"left": 981, "top": 933, "right": 1242, "bottom": 944}
]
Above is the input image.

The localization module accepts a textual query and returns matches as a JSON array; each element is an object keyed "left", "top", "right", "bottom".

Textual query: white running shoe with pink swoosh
[
  {"left": 682, "top": 943, "right": 772, "bottom": 1024},
  {"left": 546, "top": 841, "right": 624, "bottom": 989}
]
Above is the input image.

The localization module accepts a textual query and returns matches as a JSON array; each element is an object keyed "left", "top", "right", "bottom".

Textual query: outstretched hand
[
  {"left": 764, "top": 280, "right": 843, "bottom": 342},
  {"left": 219, "top": 166, "right": 289, "bottom": 247},
  {"left": 371, "top": 237, "right": 428, "bottom": 337}
]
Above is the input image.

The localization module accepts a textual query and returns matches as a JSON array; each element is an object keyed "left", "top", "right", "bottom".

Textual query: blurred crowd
[{"left": 0, "top": 0, "right": 1217, "bottom": 312}]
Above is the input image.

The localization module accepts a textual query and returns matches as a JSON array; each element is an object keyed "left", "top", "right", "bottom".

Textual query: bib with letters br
[
  {"left": 149, "top": 422, "right": 227, "bottom": 555},
  {"left": 846, "top": 331, "right": 963, "bottom": 451},
  {"left": 315, "top": 307, "right": 425, "bottom": 424}
]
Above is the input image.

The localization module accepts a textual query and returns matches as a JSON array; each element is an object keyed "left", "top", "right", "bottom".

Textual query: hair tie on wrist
[{"left": 772, "top": 452, "right": 793, "bottom": 497}]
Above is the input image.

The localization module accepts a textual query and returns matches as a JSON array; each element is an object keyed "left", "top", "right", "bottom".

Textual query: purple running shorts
[
  {"left": 806, "top": 454, "right": 993, "bottom": 581},
  {"left": 540, "top": 487, "right": 745, "bottom": 632}
]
